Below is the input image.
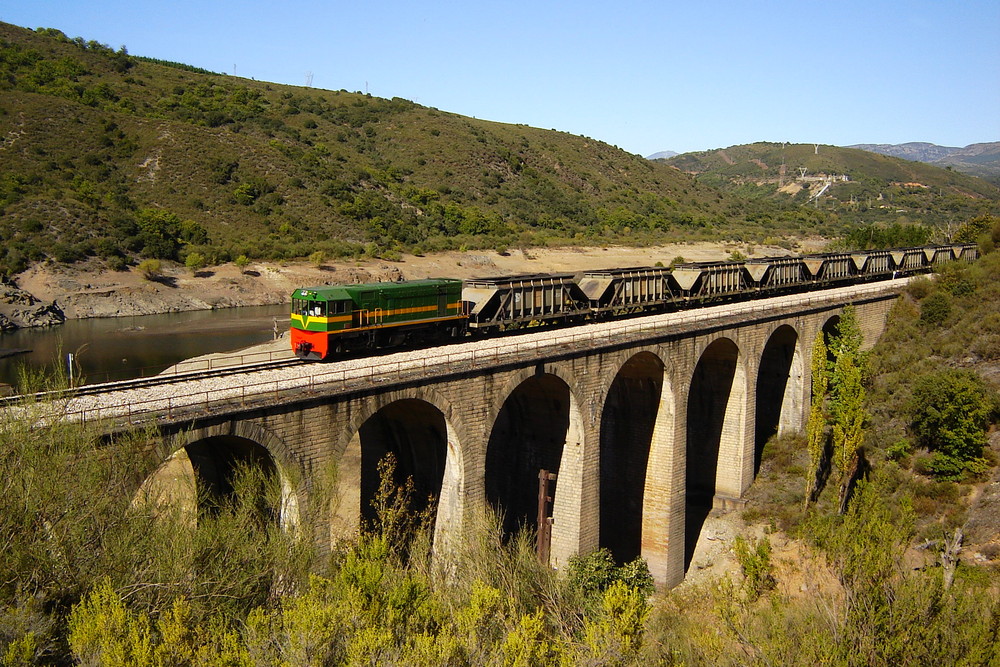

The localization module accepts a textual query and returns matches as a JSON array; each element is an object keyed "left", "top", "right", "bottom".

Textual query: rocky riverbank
[{"left": 0, "top": 276, "right": 65, "bottom": 332}]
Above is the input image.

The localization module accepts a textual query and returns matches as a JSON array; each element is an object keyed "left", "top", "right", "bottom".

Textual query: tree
[
  {"left": 828, "top": 306, "right": 867, "bottom": 512},
  {"left": 308, "top": 250, "right": 326, "bottom": 269},
  {"left": 185, "top": 251, "right": 206, "bottom": 275},
  {"left": 136, "top": 258, "right": 161, "bottom": 281},
  {"left": 911, "top": 368, "right": 995, "bottom": 477},
  {"left": 952, "top": 214, "right": 998, "bottom": 243},
  {"left": 234, "top": 255, "right": 250, "bottom": 274},
  {"left": 805, "top": 332, "right": 829, "bottom": 504}
]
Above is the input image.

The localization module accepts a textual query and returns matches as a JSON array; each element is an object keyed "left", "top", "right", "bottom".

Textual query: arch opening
[
  {"left": 822, "top": 315, "right": 842, "bottom": 363},
  {"left": 335, "top": 399, "right": 450, "bottom": 541},
  {"left": 685, "top": 338, "right": 743, "bottom": 570},
  {"left": 754, "top": 325, "right": 802, "bottom": 474},
  {"left": 599, "top": 352, "right": 663, "bottom": 565},
  {"left": 486, "top": 373, "right": 571, "bottom": 540},
  {"left": 185, "top": 436, "right": 282, "bottom": 524}
]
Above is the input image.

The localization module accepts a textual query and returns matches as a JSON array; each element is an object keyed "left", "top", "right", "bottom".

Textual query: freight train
[{"left": 290, "top": 243, "right": 978, "bottom": 361}]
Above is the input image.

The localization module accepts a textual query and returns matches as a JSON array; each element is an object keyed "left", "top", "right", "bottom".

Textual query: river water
[{"left": 0, "top": 303, "right": 290, "bottom": 388}]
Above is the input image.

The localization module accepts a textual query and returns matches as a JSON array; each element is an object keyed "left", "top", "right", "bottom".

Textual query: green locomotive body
[{"left": 290, "top": 278, "right": 466, "bottom": 360}]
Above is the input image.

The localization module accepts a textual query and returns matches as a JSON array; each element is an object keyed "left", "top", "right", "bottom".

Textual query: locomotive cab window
[
  {"left": 331, "top": 300, "right": 350, "bottom": 314},
  {"left": 295, "top": 300, "right": 326, "bottom": 317}
]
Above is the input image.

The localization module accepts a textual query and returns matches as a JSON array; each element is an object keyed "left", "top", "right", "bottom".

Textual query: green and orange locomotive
[{"left": 290, "top": 279, "right": 467, "bottom": 360}]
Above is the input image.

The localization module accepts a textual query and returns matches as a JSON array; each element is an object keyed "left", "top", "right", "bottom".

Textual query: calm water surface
[{"left": 0, "top": 304, "right": 289, "bottom": 387}]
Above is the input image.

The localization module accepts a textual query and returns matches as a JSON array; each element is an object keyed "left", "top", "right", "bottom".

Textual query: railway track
[{"left": 1, "top": 357, "right": 304, "bottom": 405}]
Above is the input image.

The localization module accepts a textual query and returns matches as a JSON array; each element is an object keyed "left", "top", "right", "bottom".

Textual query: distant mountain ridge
[
  {"left": 660, "top": 141, "right": 1000, "bottom": 230},
  {"left": 847, "top": 141, "right": 1000, "bottom": 184}
]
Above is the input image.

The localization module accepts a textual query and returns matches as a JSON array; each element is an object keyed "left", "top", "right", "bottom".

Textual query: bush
[
  {"left": 184, "top": 251, "right": 206, "bottom": 274},
  {"left": 136, "top": 258, "right": 161, "bottom": 280},
  {"left": 308, "top": 250, "right": 326, "bottom": 268},
  {"left": 910, "top": 368, "right": 995, "bottom": 477},
  {"left": 919, "top": 291, "right": 951, "bottom": 326}
]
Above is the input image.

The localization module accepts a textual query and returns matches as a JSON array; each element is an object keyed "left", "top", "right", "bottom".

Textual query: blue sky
[{"left": 3, "top": 0, "right": 998, "bottom": 155}]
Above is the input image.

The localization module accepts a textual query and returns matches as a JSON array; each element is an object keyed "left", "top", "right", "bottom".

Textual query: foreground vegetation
[{"left": 2, "top": 408, "right": 997, "bottom": 666}]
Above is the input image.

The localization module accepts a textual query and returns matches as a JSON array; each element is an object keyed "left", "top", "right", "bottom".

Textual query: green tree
[
  {"left": 308, "top": 250, "right": 326, "bottom": 268},
  {"left": 919, "top": 291, "right": 952, "bottom": 325},
  {"left": 234, "top": 255, "right": 251, "bottom": 274},
  {"left": 136, "top": 258, "right": 161, "bottom": 280},
  {"left": 233, "top": 182, "right": 261, "bottom": 206},
  {"left": 134, "top": 208, "right": 182, "bottom": 259},
  {"left": 185, "top": 251, "right": 206, "bottom": 274},
  {"left": 911, "top": 368, "right": 995, "bottom": 478},
  {"left": 953, "top": 214, "right": 998, "bottom": 243},
  {"left": 805, "top": 331, "right": 829, "bottom": 503},
  {"left": 828, "top": 306, "right": 867, "bottom": 512}
]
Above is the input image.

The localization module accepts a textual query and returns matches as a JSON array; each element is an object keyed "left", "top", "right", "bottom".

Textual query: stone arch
[
  {"left": 599, "top": 350, "right": 665, "bottom": 565},
  {"left": 144, "top": 420, "right": 302, "bottom": 531},
  {"left": 485, "top": 365, "right": 587, "bottom": 567},
  {"left": 685, "top": 336, "right": 746, "bottom": 570},
  {"left": 336, "top": 390, "right": 464, "bottom": 552},
  {"left": 754, "top": 324, "right": 804, "bottom": 474}
]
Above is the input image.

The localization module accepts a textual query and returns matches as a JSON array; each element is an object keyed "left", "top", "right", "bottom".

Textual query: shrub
[
  {"left": 184, "top": 251, "right": 206, "bottom": 274},
  {"left": 919, "top": 291, "right": 951, "bottom": 326},
  {"left": 733, "top": 535, "right": 776, "bottom": 600},
  {"left": 910, "top": 368, "right": 995, "bottom": 477},
  {"left": 136, "top": 258, "right": 161, "bottom": 280},
  {"left": 106, "top": 255, "right": 128, "bottom": 272},
  {"left": 308, "top": 250, "right": 326, "bottom": 268},
  {"left": 905, "top": 276, "right": 933, "bottom": 300}
]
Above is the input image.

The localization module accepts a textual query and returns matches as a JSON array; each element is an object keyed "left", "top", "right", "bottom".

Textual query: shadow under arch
[
  {"left": 754, "top": 324, "right": 803, "bottom": 475},
  {"left": 599, "top": 351, "right": 664, "bottom": 565},
  {"left": 485, "top": 371, "right": 577, "bottom": 542},
  {"left": 336, "top": 397, "right": 459, "bottom": 548},
  {"left": 822, "top": 314, "right": 842, "bottom": 362},
  {"left": 685, "top": 337, "right": 744, "bottom": 571}
]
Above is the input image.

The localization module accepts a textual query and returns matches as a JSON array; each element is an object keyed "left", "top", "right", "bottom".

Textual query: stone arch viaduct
[{"left": 141, "top": 280, "right": 901, "bottom": 588}]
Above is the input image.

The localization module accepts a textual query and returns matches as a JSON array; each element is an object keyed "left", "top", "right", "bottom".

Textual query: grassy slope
[{"left": 0, "top": 22, "right": 750, "bottom": 275}]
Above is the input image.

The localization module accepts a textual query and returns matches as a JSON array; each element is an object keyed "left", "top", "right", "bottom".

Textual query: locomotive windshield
[{"left": 292, "top": 298, "right": 326, "bottom": 317}]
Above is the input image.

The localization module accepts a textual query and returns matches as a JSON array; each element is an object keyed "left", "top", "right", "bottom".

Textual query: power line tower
[{"left": 305, "top": 71, "right": 313, "bottom": 87}]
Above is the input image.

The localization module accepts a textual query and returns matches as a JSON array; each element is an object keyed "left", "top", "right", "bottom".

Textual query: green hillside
[
  {"left": 2, "top": 22, "right": 998, "bottom": 278},
  {"left": 664, "top": 142, "right": 1000, "bottom": 229},
  {"left": 0, "top": 22, "right": 760, "bottom": 277}
]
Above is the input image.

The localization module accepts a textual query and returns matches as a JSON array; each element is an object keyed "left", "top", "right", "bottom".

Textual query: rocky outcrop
[{"left": 0, "top": 277, "right": 65, "bottom": 331}]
